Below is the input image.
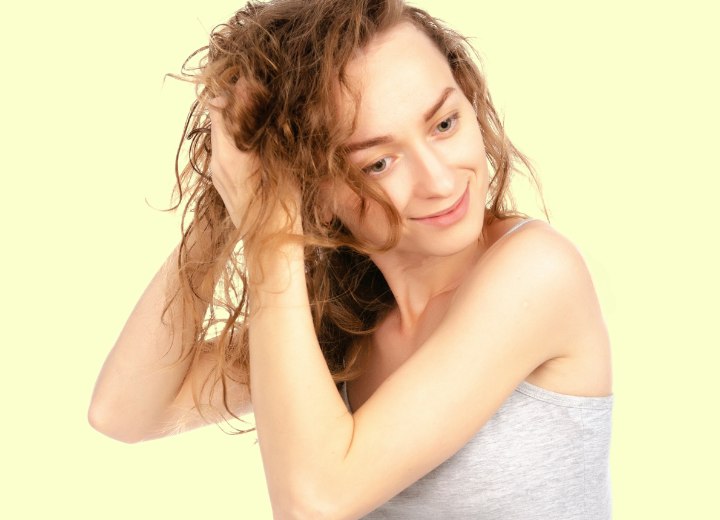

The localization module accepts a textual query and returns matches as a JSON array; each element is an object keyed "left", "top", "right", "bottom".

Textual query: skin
[
  {"left": 331, "top": 23, "right": 611, "bottom": 412},
  {"left": 334, "top": 23, "right": 490, "bottom": 329},
  {"left": 204, "top": 22, "right": 613, "bottom": 519},
  {"left": 89, "top": 16, "right": 612, "bottom": 516}
]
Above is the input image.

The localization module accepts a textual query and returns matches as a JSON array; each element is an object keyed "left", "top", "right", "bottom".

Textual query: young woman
[{"left": 89, "top": 0, "right": 613, "bottom": 518}]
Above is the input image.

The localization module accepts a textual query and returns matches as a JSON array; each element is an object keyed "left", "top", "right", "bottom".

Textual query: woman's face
[{"left": 333, "top": 22, "right": 489, "bottom": 260}]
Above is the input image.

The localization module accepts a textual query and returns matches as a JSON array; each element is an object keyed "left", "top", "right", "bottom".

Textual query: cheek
[
  {"left": 379, "top": 176, "right": 411, "bottom": 211},
  {"left": 440, "top": 115, "right": 486, "bottom": 171},
  {"left": 332, "top": 188, "right": 360, "bottom": 227},
  {"left": 462, "top": 121, "right": 487, "bottom": 163},
  {"left": 337, "top": 196, "right": 404, "bottom": 249},
  {"left": 333, "top": 189, "right": 381, "bottom": 236}
]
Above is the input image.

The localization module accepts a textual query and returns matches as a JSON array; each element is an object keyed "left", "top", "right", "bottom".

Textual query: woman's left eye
[{"left": 435, "top": 113, "right": 459, "bottom": 134}]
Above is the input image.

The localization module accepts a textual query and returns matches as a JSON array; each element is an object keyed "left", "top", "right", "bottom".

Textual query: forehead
[{"left": 343, "top": 23, "right": 457, "bottom": 138}]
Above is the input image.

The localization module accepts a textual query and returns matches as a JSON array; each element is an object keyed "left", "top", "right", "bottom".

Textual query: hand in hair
[
  {"left": 207, "top": 99, "right": 261, "bottom": 230},
  {"left": 208, "top": 97, "right": 302, "bottom": 237}
]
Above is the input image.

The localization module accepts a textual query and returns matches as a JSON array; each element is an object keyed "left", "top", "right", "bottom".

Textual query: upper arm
[
  {"left": 156, "top": 346, "right": 252, "bottom": 438},
  {"left": 327, "top": 223, "right": 599, "bottom": 517}
]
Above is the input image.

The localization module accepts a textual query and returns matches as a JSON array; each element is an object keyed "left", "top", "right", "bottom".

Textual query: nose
[{"left": 408, "top": 142, "right": 456, "bottom": 198}]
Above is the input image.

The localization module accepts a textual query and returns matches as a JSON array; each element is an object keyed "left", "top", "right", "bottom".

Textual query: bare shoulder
[
  {"left": 463, "top": 218, "right": 589, "bottom": 298},
  {"left": 481, "top": 218, "right": 583, "bottom": 269},
  {"left": 452, "top": 220, "right": 612, "bottom": 396},
  {"left": 474, "top": 218, "right": 597, "bottom": 299},
  {"left": 463, "top": 218, "right": 612, "bottom": 396}
]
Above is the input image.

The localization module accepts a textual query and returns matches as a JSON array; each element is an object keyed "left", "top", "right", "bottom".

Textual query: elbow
[
  {"left": 271, "top": 481, "right": 343, "bottom": 520},
  {"left": 273, "top": 502, "right": 335, "bottom": 520},
  {"left": 87, "top": 400, "right": 144, "bottom": 444}
]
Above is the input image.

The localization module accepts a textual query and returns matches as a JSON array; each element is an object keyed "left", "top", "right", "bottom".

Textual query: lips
[{"left": 412, "top": 185, "right": 468, "bottom": 220}]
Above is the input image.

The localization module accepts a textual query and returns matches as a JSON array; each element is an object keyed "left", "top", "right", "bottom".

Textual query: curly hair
[{"left": 163, "top": 0, "right": 543, "bottom": 433}]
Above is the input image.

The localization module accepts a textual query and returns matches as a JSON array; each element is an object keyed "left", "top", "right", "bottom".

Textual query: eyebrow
[
  {"left": 423, "top": 86, "right": 456, "bottom": 122},
  {"left": 345, "top": 87, "right": 457, "bottom": 153}
]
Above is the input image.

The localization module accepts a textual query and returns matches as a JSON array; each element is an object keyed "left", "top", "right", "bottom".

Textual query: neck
[{"left": 369, "top": 235, "right": 487, "bottom": 336}]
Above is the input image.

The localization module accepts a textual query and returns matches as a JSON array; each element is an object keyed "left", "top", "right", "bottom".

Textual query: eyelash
[
  {"left": 363, "top": 157, "right": 394, "bottom": 176},
  {"left": 434, "top": 112, "right": 460, "bottom": 135},
  {"left": 361, "top": 112, "right": 461, "bottom": 176}
]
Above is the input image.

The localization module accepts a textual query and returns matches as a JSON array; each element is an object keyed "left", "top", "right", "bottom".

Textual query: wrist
[{"left": 247, "top": 240, "right": 306, "bottom": 309}]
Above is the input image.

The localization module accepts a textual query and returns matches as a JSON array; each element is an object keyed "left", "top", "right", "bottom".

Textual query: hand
[{"left": 207, "top": 98, "right": 260, "bottom": 230}]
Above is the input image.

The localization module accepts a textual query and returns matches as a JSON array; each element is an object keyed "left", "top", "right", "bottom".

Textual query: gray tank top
[
  {"left": 340, "top": 381, "right": 613, "bottom": 519},
  {"left": 339, "top": 220, "right": 614, "bottom": 519}
]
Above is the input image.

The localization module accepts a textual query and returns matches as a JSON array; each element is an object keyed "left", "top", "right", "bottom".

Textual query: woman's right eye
[{"left": 363, "top": 157, "right": 393, "bottom": 176}]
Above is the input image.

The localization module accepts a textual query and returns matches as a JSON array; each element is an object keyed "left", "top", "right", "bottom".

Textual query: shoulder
[
  {"left": 481, "top": 218, "right": 585, "bottom": 272},
  {"left": 476, "top": 218, "right": 592, "bottom": 291},
  {"left": 452, "top": 218, "right": 600, "bottom": 358}
]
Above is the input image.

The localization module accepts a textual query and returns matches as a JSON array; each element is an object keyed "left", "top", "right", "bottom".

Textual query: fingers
[
  {"left": 207, "top": 95, "right": 228, "bottom": 109},
  {"left": 205, "top": 99, "right": 259, "bottom": 185},
  {"left": 207, "top": 103, "right": 239, "bottom": 173},
  {"left": 207, "top": 102, "right": 231, "bottom": 144}
]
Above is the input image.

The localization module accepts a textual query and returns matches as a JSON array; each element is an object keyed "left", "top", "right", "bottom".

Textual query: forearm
[
  {"left": 89, "top": 221, "right": 220, "bottom": 443},
  {"left": 248, "top": 239, "right": 354, "bottom": 517}
]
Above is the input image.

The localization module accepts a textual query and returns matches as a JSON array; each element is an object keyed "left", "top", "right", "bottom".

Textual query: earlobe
[
  {"left": 320, "top": 204, "right": 334, "bottom": 226},
  {"left": 317, "top": 181, "right": 337, "bottom": 226}
]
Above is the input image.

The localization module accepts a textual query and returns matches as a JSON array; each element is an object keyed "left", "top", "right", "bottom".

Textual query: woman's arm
[
  {"left": 247, "top": 222, "right": 596, "bottom": 520},
  {"left": 203, "top": 106, "right": 600, "bottom": 519},
  {"left": 88, "top": 222, "right": 250, "bottom": 444},
  {"left": 90, "top": 95, "right": 268, "bottom": 444}
]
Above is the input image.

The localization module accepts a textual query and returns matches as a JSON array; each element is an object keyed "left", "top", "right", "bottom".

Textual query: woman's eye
[
  {"left": 435, "top": 113, "right": 459, "bottom": 134},
  {"left": 363, "top": 157, "right": 392, "bottom": 175}
]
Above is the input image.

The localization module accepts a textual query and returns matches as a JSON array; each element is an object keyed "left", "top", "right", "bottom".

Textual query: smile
[{"left": 410, "top": 185, "right": 470, "bottom": 227}]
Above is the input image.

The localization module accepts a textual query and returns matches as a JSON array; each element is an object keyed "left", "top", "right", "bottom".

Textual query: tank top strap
[{"left": 502, "top": 218, "right": 538, "bottom": 238}]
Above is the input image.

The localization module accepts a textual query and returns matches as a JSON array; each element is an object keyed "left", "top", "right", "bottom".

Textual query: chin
[{"left": 400, "top": 218, "right": 484, "bottom": 258}]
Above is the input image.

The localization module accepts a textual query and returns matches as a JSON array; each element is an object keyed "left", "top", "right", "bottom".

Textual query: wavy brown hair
[{"left": 163, "top": 0, "right": 543, "bottom": 433}]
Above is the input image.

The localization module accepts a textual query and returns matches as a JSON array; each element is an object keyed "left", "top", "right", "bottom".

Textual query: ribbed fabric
[{"left": 340, "top": 381, "right": 613, "bottom": 519}]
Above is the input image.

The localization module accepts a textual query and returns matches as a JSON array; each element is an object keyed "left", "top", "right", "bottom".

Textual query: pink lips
[{"left": 411, "top": 186, "right": 470, "bottom": 227}]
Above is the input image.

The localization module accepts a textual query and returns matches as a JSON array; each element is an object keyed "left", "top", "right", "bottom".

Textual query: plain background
[{"left": 2, "top": 1, "right": 718, "bottom": 518}]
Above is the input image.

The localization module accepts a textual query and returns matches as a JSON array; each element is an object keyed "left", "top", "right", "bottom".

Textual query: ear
[
  {"left": 320, "top": 204, "right": 334, "bottom": 226},
  {"left": 317, "top": 180, "right": 336, "bottom": 226}
]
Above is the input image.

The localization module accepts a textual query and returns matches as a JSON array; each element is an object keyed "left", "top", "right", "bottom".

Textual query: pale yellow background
[{"left": 2, "top": 1, "right": 718, "bottom": 518}]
